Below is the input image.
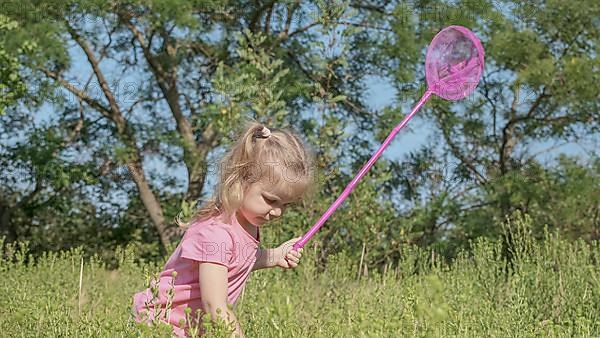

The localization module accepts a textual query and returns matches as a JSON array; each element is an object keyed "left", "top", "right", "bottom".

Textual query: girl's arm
[
  {"left": 253, "top": 248, "right": 275, "bottom": 270},
  {"left": 198, "top": 262, "right": 244, "bottom": 338},
  {"left": 252, "top": 237, "right": 303, "bottom": 271}
]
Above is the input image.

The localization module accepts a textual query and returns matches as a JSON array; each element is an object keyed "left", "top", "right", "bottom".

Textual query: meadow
[
  {"left": 3, "top": 1, "right": 600, "bottom": 337},
  {"left": 1, "top": 216, "right": 599, "bottom": 337}
]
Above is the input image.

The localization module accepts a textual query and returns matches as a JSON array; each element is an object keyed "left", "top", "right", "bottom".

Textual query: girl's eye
[{"left": 264, "top": 196, "right": 276, "bottom": 204}]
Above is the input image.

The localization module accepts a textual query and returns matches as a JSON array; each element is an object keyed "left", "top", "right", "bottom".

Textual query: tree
[
  {"left": 1, "top": 0, "right": 386, "bottom": 252},
  {"left": 2, "top": 0, "right": 597, "bottom": 264},
  {"left": 371, "top": 0, "right": 600, "bottom": 255}
]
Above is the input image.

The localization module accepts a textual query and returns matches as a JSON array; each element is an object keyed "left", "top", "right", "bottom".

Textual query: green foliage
[
  {"left": 1, "top": 215, "right": 599, "bottom": 336},
  {"left": 377, "top": 0, "right": 600, "bottom": 256},
  {"left": 0, "top": 0, "right": 598, "bottom": 271},
  {"left": 502, "top": 156, "right": 600, "bottom": 241},
  {"left": 206, "top": 29, "right": 292, "bottom": 131},
  {"left": 0, "top": 15, "right": 32, "bottom": 114}
]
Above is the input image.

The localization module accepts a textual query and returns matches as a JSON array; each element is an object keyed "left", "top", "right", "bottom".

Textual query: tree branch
[
  {"left": 499, "top": 88, "right": 549, "bottom": 174},
  {"left": 121, "top": 15, "right": 215, "bottom": 203},
  {"left": 65, "top": 23, "right": 125, "bottom": 131},
  {"left": 282, "top": 2, "right": 299, "bottom": 37},
  {"left": 336, "top": 20, "right": 393, "bottom": 32},
  {"left": 435, "top": 108, "right": 488, "bottom": 185},
  {"left": 249, "top": 0, "right": 277, "bottom": 33},
  {"left": 122, "top": 18, "right": 197, "bottom": 151},
  {"left": 40, "top": 69, "right": 112, "bottom": 118},
  {"left": 264, "top": 1, "right": 275, "bottom": 35}
]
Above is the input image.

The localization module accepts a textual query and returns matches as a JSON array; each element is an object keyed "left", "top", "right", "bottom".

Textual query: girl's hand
[{"left": 275, "top": 237, "right": 304, "bottom": 269}]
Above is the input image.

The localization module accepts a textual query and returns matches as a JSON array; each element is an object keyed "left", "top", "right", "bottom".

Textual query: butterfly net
[{"left": 425, "top": 26, "right": 484, "bottom": 100}]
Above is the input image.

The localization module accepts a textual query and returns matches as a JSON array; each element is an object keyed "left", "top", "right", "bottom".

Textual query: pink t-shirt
[{"left": 133, "top": 214, "right": 260, "bottom": 336}]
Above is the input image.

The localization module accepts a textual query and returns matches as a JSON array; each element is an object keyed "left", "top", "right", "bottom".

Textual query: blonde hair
[{"left": 191, "top": 121, "right": 315, "bottom": 222}]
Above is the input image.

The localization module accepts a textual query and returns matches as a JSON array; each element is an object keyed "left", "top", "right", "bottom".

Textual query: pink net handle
[{"left": 425, "top": 25, "right": 485, "bottom": 101}]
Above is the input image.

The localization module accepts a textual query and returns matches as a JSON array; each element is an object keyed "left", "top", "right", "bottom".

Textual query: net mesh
[{"left": 425, "top": 26, "right": 484, "bottom": 100}]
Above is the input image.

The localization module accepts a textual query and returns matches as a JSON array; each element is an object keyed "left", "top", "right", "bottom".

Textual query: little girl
[{"left": 133, "top": 122, "right": 315, "bottom": 337}]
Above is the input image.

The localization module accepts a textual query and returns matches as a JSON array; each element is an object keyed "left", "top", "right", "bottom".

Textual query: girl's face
[{"left": 236, "top": 181, "right": 293, "bottom": 228}]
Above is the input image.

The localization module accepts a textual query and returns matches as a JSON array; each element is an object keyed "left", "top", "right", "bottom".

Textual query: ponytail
[{"left": 184, "top": 120, "right": 314, "bottom": 225}]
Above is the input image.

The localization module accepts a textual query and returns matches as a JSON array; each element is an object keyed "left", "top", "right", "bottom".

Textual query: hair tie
[{"left": 254, "top": 126, "right": 271, "bottom": 139}]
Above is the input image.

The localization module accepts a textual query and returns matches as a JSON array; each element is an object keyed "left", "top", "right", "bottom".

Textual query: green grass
[{"left": 1, "top": 217, "right": 599, "bottom": 337}]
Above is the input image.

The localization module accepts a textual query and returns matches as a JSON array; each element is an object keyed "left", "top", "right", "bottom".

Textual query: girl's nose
[{"left": 270, "top": 208, "right": 282, "bottom": 217}]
